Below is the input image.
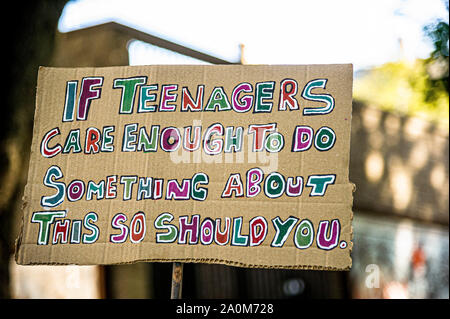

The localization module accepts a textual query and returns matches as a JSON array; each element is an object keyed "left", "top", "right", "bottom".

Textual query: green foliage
[
  {"left": 424, "top": 21, "right": 449, "bottom": 60},
  {"left": 354, "top": 60, "right": 448, "bottom": 125},
  {"left": 355, "top": 1, "right": 449, "bottom": 126},
  {"left": 423, "top": 6, "right": 449, "bottom": 98}
]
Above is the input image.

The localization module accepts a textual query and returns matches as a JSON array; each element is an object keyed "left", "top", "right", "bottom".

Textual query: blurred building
[{"left": 10, "top": 22, "right": 449, "bottom": 299}]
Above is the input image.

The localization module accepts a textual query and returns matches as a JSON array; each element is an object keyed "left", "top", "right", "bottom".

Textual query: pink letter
[
  {"left": 110, "top": 214, "right": 128, "bottom": 243},
  {"left": 159, "top": 84, "right": 178, "bottom": 111},
  {"left": 292, "top": 126, "right": 313, "bottom": 152},
  {"left": 246, "top": 167, "right": 263, "bottom": 197},
  {"left": 232, "top": 82, "right": 253, "bottom": 112},
  {"left": 166, "top": 179, "right": 190, "bottom": 200}
]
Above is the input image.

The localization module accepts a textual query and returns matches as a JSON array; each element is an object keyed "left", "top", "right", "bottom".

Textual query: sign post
[
  {"left": 171, "top": 262, "right": 183, "bottom": 299},
  {"left": 16, "top": 64, "right": 354, "bottom": 274}
]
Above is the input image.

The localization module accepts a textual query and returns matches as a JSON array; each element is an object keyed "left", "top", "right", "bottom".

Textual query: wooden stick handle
[{"left": 170, "top": 262, "right": 183, "bottom": 299}]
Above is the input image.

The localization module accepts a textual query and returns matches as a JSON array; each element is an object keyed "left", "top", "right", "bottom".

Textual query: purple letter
[
  {"left": 316, "top": 219, "right": 340, "bottom": 250},
  {"left": 77, "top": 77, "right": 103, "bottom": 121},
  {"left": 178, "top": 215, "right": 200, "bottom": 244},
  {"left": 292, "top": 126, "right": 313, "bottom": 152}
]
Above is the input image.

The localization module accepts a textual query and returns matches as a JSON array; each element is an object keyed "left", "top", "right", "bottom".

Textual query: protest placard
[{"left": 16, "top": 64, "right": 354, "bottom": 270}]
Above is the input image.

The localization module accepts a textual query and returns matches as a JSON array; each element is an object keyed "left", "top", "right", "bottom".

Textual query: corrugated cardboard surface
[{"left": 16, "top": 64, "right": 354, "bottom": 270}]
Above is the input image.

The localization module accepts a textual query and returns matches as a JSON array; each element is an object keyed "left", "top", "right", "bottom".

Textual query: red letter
[
  {"left": 130, "top": 212, "right": 146, "bottom": 243},
  {"left": 106, "top": 175, "right": 117, "bottom": 199},
  {"left": 183, "top": 126, "right": 201, "bottom": 151},
  {"left": 214, "top": 217, "right": 231, "bottom": 245},
  {"left": 278, "top": 79, "right": 299, "bottom": 111},
  {"left": 85, "top": 127, "right": 101, "bottom": 154},
  {"left": 248, "top": 123, "right": 276, "bottom": 151},
  {"left": 249, "top": 216, "right": 268, "bottom": 246},
  {"left": 181, "top": 85, "right": 204, "bottom": 111},
  {"left": 221, "top": 174, "right": 244, "bottom": 197},
  {"left": 41, "top": 128, "right": 62, "bottom": 158},
  {"left": 52, "top": 219, "right": 70, "bottom": 244},
  {"left": 153, "top": 179, "right": 163, "bottom": 199},
  {"left": 203, "top": 123, "right": 223, "bottom": 155}
]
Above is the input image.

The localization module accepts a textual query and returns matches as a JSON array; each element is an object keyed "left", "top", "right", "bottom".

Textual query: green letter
[
  {"left": 63, "top": 81, "right": 77, "bottom": 122},
  {"left": 120, "top": 176, "right": 137, "bottom": 200},
  {"left": 314, "top": 126, "right": 336, "bottom": 151},
  {"left": 41, "top": 166, "right": 65, "bottom": 208},
  {"left": 205, "top": 87, "right": 231, "bottom": 111},
  {"left": 264, "top": 132, "right": 284, "bottom": 152},
  {"left": 294, "top": 219, "right": 314, "bottom": 249},
  {"left": 301, "top": 79, "right": 335, "bottom": 115},
  {"left": 271, "top": 216, "right": 298, "bottom": 247},
  {"left": 138, "top": 85, "right": 158, "bottom": 112},
  {"left": 63, "top": 129, "right": 81, "bottom": 153},
  {"left": 86, "top": 180, "right": 105, "bottom": 200},
  {"left": 155, "top": 213, "right": 178, "bottom": 243},
  {"left": 113, "top": 77, "right": 147, "bottom": 114},
  {"left": 264, "top": 172, "right": 285, "bottom": 198},
  {"left": 306, "top": 174, "right": 335, "bottom": 196},
  {"left": 137, "top": 126, "right": 159, "bottom": 152},
  {"left": 191, "top": 173, "right": 209, "bottom": 201},
  {"left": 231, "top": 217, "right": 248, "bottom": 246},
  {"left": 83, "top": 212, "right": 99, "bottom": 244},
  {"left": 255, "top": 81, "right": 274, "bottom": 112},
  {"left": 224, "top": 126, "right": 243, "bottom": 152},
  {"left": 31, "top": 210, "right": 66, "bottom": 245}
]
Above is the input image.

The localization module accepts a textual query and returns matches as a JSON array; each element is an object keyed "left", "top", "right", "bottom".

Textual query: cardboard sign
[{"left": 15, "top": 64, "right": 354, "bottom": 270}]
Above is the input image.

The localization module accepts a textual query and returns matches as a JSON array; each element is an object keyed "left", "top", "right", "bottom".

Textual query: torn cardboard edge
[{"left": 16, "top": 257, "right": 353, "bottom": 271}]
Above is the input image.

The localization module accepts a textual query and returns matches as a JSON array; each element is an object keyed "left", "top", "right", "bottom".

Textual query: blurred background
[{"left": 1, "top": 0, "right": 448, "bottom": 299}]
